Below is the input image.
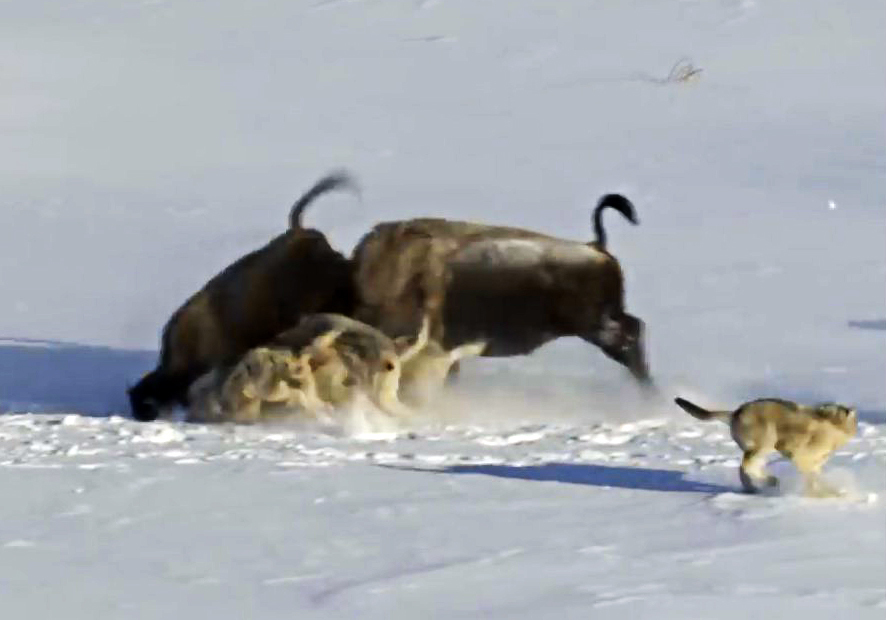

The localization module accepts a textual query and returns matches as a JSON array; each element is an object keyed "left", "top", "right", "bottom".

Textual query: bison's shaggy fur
[
  {"left": 350, "top": 194, "right": 651, "bottom": 385},
  {"left": 128, "top": 172, "right": 359, "bottom": 421}
]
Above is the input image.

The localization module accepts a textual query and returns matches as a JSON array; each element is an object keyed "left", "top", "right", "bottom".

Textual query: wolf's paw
[{"left": 805, "top": 485, "right": 845, "bottom": 499}]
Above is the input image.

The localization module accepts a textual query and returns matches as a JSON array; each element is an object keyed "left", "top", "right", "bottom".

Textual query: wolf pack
[{"left": 128, "top": 171, "right": 858, "bottom": 497}]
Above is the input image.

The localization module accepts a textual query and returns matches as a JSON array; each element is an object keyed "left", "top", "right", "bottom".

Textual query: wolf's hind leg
[{"left": 739, "top": 449, "right": 777, "bottom": 493}]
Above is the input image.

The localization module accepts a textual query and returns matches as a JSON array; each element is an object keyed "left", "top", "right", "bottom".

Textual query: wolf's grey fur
[
  {"left": 675, "top": 396, "right": 858, "bottom": 496},
  {"left": 272, "top": 313, "right": 429, "bottom": 420},
  {"left": 187, "top": 346, "right": 324, "bottom": 424}
]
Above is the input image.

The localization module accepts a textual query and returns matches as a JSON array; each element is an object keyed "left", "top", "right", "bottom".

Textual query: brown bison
[
  {"left": 350, "top": 194, "right": 651, "bottom": 386},
  {"left": 128, "top": 172, "right": 359, "bottom": 421}
]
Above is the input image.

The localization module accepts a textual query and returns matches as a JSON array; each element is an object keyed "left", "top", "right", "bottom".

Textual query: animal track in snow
[{"left": 1, "top": 413, "right": 883, "bottom": 506}]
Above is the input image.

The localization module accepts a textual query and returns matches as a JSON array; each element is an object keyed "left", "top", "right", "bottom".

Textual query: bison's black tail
[
  {"left": 592, "top": 194, "right": 638, "bottom": 249},
  {"left": 289, "top": 170, "right": 361, "bottom": 229}
]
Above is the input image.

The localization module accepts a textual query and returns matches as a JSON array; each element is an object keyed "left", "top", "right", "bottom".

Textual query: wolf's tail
[
  {"left": 448, "top": 340, "right": 487, "bottom": 362},
  {"left": 398, "top": 315, "right": 431, "bottom": 365},
  {"left": 674, "top": 397, "right": 731, "bottom": 423}
]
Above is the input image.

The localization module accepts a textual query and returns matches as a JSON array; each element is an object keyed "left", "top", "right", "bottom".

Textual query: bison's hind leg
[{"left": 582, "top": 311, "right": 652, "bottom": 386}]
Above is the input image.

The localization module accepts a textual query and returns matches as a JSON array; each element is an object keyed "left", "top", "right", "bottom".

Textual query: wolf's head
[{"left": 816, "top": 403, "right": 858, "bottom": 434}]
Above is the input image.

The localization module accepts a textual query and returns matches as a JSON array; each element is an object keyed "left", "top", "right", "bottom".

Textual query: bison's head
[{"left": 127, "top": 372, "right": 164, "bottom": 421}]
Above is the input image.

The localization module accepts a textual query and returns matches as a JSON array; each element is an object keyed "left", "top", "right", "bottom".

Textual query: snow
[
  {"left": 1, "top": 0, "right": 885, "bottom": 617},
  {"left": 1, "top": 408, "right": 884, "bottom": 617}
]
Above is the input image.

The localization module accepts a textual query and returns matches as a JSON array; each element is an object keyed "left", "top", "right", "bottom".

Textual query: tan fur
[
  {"left": 273, "top": 313, "right": 429, "bottom": 421},
  {"left": 675, "top": 397, "right": 858, "bottom": 496},
  {"left": 187, "top": 347, "right": 327, "bottom": 425},
  {"left": 394, "top": 335, "right": 486, "bottom": 407}
]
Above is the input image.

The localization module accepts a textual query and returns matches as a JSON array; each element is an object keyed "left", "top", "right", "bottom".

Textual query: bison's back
[
  {"left": 352, "top": 218, "right": 622, "bottom": 352},
  {"left": 161, "top": 228, "right": 355, "bottom": 376},
  {"left": 212, "top": 229, "right": 354, "bottom": 343}
]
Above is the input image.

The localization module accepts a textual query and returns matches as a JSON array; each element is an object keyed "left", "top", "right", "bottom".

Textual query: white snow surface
[{"left": 1, "top": 0, "right": 885, "bottom": 617}]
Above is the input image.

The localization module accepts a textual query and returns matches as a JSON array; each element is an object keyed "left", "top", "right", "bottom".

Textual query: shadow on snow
[
  {"left": 847, "top": 319, "right": 886, "bottom": 331},
  {"left": 0, "top": 337, "right": 155, "bottom": 417},
  {"left": 383, "top": 462, "right": 732, "bottom": 494}
]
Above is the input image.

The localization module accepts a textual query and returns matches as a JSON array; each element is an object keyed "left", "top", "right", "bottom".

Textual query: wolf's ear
[
  {"left": 310, "top": 329, "right": 342, "bottom": 351},
  {"left": 393, "top": 335, "right": 413, "bottom": 353},
  {"left": 834, "top": 405, "right": 854, "bottom": 420},
  {"left": 824, "top": 404, "right": 855, "bottom": 421},
  {"left": 817, "top": 403, "right": 841, "bottom": 418},
  {"left": 297, "top": 351, "right": 313, "bottom": 370},
  {"left": 306, "top": 348, "right": 331, "bottom": 371}
]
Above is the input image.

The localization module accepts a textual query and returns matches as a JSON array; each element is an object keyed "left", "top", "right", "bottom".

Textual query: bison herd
[{"left": 128, "top": 170, "right": 652, "bottom": 425}]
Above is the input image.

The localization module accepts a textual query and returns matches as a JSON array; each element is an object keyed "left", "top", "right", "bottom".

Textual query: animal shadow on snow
[
  {"left": 0, "top": 337, "right": 155, "bottom": 417},
  {"left": 387, "top": 463, "right": 731, "bottom": 494},
  {"left": 847, "top": 319, "right": 886, "bottom": 331}
]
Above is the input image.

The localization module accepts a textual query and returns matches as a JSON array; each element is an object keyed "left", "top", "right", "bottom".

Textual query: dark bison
[
  {"left": 350, "top": 194, "right": 651, "bottom": 385},
  {"left": 128, "top": 171, "right": 359, "bottom": 421}
]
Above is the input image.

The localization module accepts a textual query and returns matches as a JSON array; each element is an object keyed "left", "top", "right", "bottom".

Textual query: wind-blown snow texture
[{"left": 1, "top": 0, "right": 884, "bottom": 618}]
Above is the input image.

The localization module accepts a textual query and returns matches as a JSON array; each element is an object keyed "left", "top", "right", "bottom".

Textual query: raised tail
[
  {"left": 398, "top": 315, "right": 431, "bottom": 365},
  {"left": 289, "top": 170, "right": 361, "bottom": 229},
  {"left": 448, "top": 340, "right": 487, "bottom": 362},
  {"left": 592, "top": 193, "right": 638, "bottom": 249},
  {"left": 674, "top": 397, "right": 731, "bottom": 423}
]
